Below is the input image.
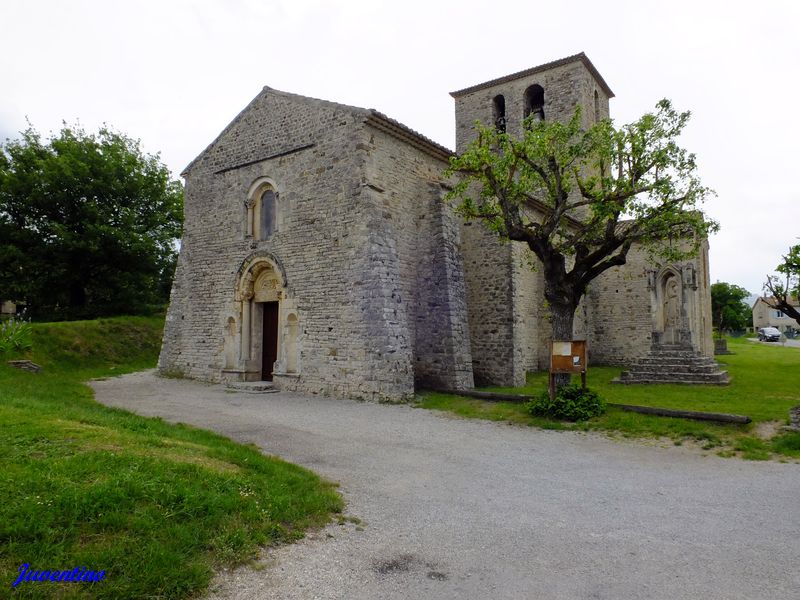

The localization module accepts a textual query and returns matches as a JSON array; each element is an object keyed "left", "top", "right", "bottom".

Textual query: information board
[{"left": 550, "top": 340, "right": 587, "bottom": 374}]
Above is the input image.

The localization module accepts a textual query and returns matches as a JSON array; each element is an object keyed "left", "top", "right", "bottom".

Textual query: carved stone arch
[
  {"left": 236, "top": 251, "right": 288, "bottom": 300},
  {"left": 246, "top": 176, "right": 281, "bottom": 202}
]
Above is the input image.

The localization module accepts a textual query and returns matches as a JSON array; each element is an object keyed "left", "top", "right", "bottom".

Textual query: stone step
[
  {"left": 631, "top": 362, "right": 724, "bottom": 373},
  {"left": 616, "top": 377, "right": 730, "bottom": 386},
  {"left": 225, "top": 381, "right": 279, "bottom": 394},
  {"left": 645, "top": 351, "right": 706, "bottom": 359},
  {"left": 615, "top": 344, "right": 730, "bottom": 386},
  {"left": 636, "top": 355, "right": 721, "bottom": 363}
]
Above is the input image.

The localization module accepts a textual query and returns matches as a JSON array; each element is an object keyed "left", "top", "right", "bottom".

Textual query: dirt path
[{"left": 91, "top": 371, "right": 800, "bottom": 600}]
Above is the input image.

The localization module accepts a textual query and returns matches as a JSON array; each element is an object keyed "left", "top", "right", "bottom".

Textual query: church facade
[{"left": 159, "top": 53, "right": 713, "bottom": 400}]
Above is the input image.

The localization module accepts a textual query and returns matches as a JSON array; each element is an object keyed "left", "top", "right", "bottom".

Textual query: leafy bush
[
  {"left": 0, "top": 317, "right": 32, "bottom": 353},
  {"left": 526, "top": 384, "right": 607, "bottom": 421}
]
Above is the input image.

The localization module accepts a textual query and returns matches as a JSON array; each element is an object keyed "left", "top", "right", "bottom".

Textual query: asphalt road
[
  {"left": 91, "top": 372, "right": 800, "bottom": 600},
  {"left": 748, "top": 337, "right": 800, "bottom": 348}
]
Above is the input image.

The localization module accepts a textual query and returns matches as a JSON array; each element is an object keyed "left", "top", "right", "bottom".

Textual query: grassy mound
[{"left": 1, "top": 316, "right": 342, "bottom": 599}]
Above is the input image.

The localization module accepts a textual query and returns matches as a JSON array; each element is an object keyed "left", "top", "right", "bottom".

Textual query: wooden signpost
[{"left": 549, "top": 339, "right": 587, "bottom": 399}]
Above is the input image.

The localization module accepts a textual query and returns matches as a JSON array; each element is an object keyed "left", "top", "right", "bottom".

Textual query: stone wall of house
[
  {"left": 160, "top": 89, "right": 422, "bottom": 400},
  {"left": 752, "top": 297, "right": 799, "bottom": 332},
  {"left": 360, "top": 125, "right": 474, "bottom": 391}
]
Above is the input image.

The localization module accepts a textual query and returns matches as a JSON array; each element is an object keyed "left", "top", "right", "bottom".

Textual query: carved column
[{"left": 241, "top": 289, "right": 253, "bottom": 361}]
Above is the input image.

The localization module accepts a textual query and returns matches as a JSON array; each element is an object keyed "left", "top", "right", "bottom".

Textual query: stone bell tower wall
[{"left": 451, "top": 55, "right": 613, "bottom": 386}]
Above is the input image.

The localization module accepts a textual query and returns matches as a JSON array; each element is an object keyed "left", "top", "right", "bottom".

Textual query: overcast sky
[{"left": 2, "top": 0, "right": 798, "bottom": 295}]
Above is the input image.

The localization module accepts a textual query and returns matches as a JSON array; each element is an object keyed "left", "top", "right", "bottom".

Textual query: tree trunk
[{"left": 549, "top": 299, "right": 577, "bottom": 389}]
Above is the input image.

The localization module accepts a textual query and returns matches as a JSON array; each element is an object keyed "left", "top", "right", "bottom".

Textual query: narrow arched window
[
  {"left": 246, "top": 180, "right": 281, "bottom": 241},
  {"left": 260, "top": 189, "right": 276, "bottom": 239},
  {"left": 492, "top": 94, "right": 506, "bottom": 133},
  {"left": 523, "top": 84, "right": 545, "bottom": 123},
  {"left": 594, "top": 90, "right": 600, "bottom": 123}
]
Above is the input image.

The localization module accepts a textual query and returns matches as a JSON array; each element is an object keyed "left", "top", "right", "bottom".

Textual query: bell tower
[
  {"left": 450, "top": 52, "right": 614, "bottom": 152},
  {"left": 447, "top": 53, "right": 615, "bottom": 387}
]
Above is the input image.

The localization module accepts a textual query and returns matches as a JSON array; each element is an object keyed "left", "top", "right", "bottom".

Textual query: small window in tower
[
  {"left": 492, "top": 94, "right": 506, "bottom": 133},
  {"left": 260, "top": 189, "right": 276, "bottom": 239},
  {"left": 523, "top": 84, "right": 545, "bottom": 124},
  {"left": 594, "top": 90, "right": 600, "bottom": 123}
]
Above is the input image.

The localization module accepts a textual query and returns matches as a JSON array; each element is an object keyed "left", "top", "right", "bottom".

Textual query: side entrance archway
[{"left": 222, "top": 253, "right": 300, "bottom": 384}]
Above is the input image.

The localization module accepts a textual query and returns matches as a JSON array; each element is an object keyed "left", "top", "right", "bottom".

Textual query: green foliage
[
  {"left": 771, "top": 432, "right": 800, "bottom": 458},
  {"left": 445, "top": 100, "right": 717, "bottom": 343},
  {"left": 732, "top": 436, "right": 771, "bottom": 461},
  {"left": 525, "top": 384, "right": 607, "bottom": 421},
  {"left": 710, "top": 281, "right": 751, "bottom": 333},
  {"left": 0, "top": 316, "right": 32, "bottom": 353},
  {"left": 0, "top": 123, "right": 183, "bottom": 320},
  {"left": 0, "top": 316, "right": 342, "bottom": 598},
  {"left": 26, "top": 316, "right": 164, "bottom": 372}
]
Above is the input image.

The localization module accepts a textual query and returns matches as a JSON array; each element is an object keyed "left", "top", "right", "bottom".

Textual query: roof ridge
[
  {"left": 365, "top": 109, "right": 453, "bottom": 161},
  {"left": 181, "top": 87, "right": 370, "bottom": 176},
  {"left": 450, "top": 52, "right": 614, "bottom": 99},
  {"left": 260, "top": 86, "right": 371, "bottom": 117}
]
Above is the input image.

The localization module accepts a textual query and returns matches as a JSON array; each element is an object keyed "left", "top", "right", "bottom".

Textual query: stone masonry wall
[
  {"left": 585, "top": 247, "right": 653, "bottom": 365},
  {"left": 362, "top": 126, "right": 474, "bottom": 390},
  {"left": 160, "top": 89, "right": 418, "bottom": 400},
  {"left": 512, "top": 242, "right": 544, "bottom": 375},
  {"left": 586, "top": 240, "right": 713, "bottom": 366}
]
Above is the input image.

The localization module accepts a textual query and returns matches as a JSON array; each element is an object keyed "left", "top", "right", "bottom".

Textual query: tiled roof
[{"left": 450, "top": 52, "right": 614, "bottom": 99}]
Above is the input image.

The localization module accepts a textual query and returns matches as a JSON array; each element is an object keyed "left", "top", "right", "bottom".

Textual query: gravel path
[{"left": 91, "top": 371, "right": 800, "bottom": 600}]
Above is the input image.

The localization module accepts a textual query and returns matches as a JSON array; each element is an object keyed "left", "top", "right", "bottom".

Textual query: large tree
[
  {"left": 0, "top": 124, "right": 183, "bottom": 320},
  {"left": 764, "top": 244, "right": 800, "bottom": 326},
  {"left": 710, "top": 282, "right": 751, "bottom": 334},
  {"left": 446, "top": 100, "right": 717, "bottom": 357}
]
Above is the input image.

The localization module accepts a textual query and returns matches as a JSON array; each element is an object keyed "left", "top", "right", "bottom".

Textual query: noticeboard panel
[{"left": 550, "top": 340, "right": 587, "bottom": 374}]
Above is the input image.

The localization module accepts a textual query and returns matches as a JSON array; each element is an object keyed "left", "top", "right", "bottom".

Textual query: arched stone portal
[
  {"left": 222, "top": 253, "right": 300, "bottom": 383},
  {"left": 649, "top": 266, "right": 695, "bottom": 348}
]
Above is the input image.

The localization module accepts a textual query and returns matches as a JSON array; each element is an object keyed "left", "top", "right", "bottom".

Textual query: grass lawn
[
  {"left": 1, "top": 316, "right": 342, "bottom": 599},
  {"left": 418, "top": 336, "right": 800, "bottom": 461}
]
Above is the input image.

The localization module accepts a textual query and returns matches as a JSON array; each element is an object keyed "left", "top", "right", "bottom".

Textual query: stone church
[{"left": 159, "top": 52, "right": 715, "bottom": 400}]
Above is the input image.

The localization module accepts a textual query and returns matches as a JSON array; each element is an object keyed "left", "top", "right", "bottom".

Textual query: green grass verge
[
  {"left": 1, "top": 316, "right": 342, "bottom": 599},
  {"left": 418, "top": 337, "right": 800, "bottom": 460}
]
